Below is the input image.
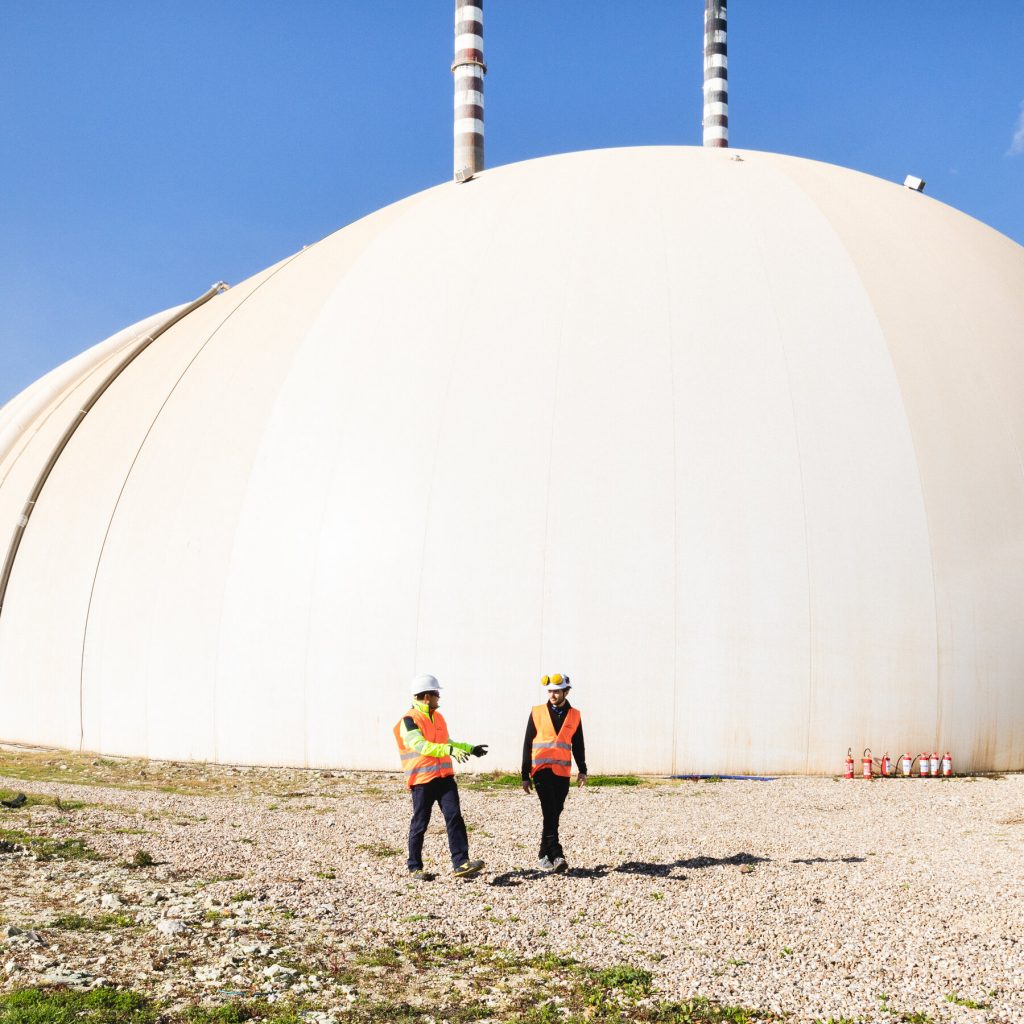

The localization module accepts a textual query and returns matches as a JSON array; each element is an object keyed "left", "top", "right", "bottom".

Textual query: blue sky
[{"left": 2, "top": 1, "right": 1022, "bottom": 405}]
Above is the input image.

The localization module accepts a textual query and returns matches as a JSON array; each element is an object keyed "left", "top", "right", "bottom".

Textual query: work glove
[
  {"left": 449, "top": 745, "right": 470, "bottom": 763},
  {"left": 471, "top": 745, "right": 488, "bottom": 758}
]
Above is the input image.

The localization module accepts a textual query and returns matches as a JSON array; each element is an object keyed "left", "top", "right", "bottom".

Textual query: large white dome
[{"left": 1, "top": 146, "right": 1022, "bottom": 774}]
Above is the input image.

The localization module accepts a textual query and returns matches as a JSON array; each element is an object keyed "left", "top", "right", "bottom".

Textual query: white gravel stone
[{"left": 155, "top": 920, "right": 187, "bottom": 937}]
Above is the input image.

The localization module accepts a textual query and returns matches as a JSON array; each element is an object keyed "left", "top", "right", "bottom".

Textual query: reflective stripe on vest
[
  {"left": 530, "top": 704, "right": 581, "bottom": 778},
  {"left": 393, "top": 707, "right": 454, "bottom": 788}
]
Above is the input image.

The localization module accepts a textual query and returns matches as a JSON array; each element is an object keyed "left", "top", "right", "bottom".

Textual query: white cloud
[{"left": 1009, "top": 101, "right": 1024, "bottom": 156}]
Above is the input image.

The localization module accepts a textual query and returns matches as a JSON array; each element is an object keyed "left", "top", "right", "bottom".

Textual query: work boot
[
  {"left": 409, "top": 869, "right": 436, "bottom": 882},
  {"left": 551, "top": 856, "right": 568, "bottom": 873},
  {"left": 537, "top": 855, "right": 553, "bottom": 871},
  {"left": 452, "top": 859, "right": 484, "bottom": 879}
]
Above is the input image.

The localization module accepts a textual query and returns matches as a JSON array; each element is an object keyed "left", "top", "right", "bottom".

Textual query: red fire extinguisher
[
  {"left": 941, "top": 751, "right": 952, "bottom": 777},
  {"left": 901, "top": 752, "right": 913, "bottom": 777},
  {"left": 844, "top": 748, "right": 854, "bottom": 779},
  {"left": 862, "top": 748, "right": 873, "bottom": 780},
  {"left": 880, "top": 752, "right": 892, "bottom": 777},
  {"left": 930, "top": 751, "right": 940, "bottom": 776},
  {"left": 919, "top": 751, "right": 931, "bottom": 777}
]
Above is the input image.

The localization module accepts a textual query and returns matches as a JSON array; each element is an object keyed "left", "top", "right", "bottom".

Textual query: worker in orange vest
[
  {"left": 394, "top": 674, "right": 488, "bottom": 881},
  {"left": 521, "top": 673, "right": 587, "bottom": 872}
]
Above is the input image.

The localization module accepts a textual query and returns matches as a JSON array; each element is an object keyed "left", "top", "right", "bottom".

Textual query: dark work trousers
[
  {"left": 407, "top": 776, "right": 469, "bottom": 871},
  {"left": 534, "top": 768, "right": 572, "bottom": 860}
]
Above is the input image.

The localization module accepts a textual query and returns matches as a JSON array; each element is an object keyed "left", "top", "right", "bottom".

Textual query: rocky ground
[{"left": 0, "top": 748, "right": 1021, "bottom": 1023}]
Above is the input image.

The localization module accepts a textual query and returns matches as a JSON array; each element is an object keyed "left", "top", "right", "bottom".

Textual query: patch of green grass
[
  {"left": 130, "top": 848, "right": 155, "bottom": 868},
  {"left": 655, "top": 997, "right": 779, "bottom": 1022},
  {"left": 0, "top": 789, "right": 87, "bottom": 812},
  {"left": 944, "top": 992, "right": 988, "bottom": 1009},
  {"left": 0, "top": 986, "right": 155, "bottom": 1023},
  {"left": 321, "top": 939, "right": 777, "bottom": 1024},
  {"left": 40, "top": 837, "right": 99, "bottom": 861},
  {"left": 356, "top": 842, "right": 401, "bottom": 858},
  {"left": 356, "top": 946, "right": 402, "bottom": 968},
  {"left": 527, "top": 952, "right": 578, "bottom": 971},
  {"left": 588, "top": 964, "right": 653, "bottom": 996},
  {"left": 465, "top": 771, "right": 522, "bottom": 790},
  {"left": 705, "top": 775, "right": 722, "bottom": 783},
  {"left": 53, "top": 797, "right": 86, "bottom": 811},
  {"left": 229, "top": 890, "right": 255, "bottom": 903},
  {"left": 587, "top": 775, "right": 643, "bottom": 787},
  {"left": 182, "top": 1002, "right": 306, "bottom": 1024},
  {"left": 314, "top": 869, "right": 335, "bottom": 879},
  {"left": 897, "top": 1014, "right": 935, "bottom": 1024},
  {"left": 0, "top": 828, "right": 100, "bottom": 862},
  {"left": 352, "top": 1001, "right": 490, "bottom": 1024},
  {"left": 780, "top": 946, "right": 793, "bottom": 957},
  {"left": 48, "top": 912, "right": 133, "bottom": 931}
]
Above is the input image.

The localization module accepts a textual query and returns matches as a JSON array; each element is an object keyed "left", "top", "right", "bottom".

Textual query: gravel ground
[{"left": 0, "top": 755, "right": 1021, "bottom": 1023}]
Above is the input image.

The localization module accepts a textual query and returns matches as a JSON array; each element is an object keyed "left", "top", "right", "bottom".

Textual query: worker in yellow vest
[
  {"left": 521, "top": 673, "right": 587, "bottom": 872},
  {"left": 394, "top": 674, "right": 488, "bottom": 881}
]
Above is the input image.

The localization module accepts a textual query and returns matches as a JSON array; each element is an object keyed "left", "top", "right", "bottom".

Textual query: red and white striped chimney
[
  {"left": 452, "top": 0, "right": 486, "bottom": 181},
  {"left": 702, "top": 0, "right": 728, "bottom": 147}
]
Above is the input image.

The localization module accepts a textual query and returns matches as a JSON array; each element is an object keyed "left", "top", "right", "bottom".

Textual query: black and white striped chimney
[
  {"left": 702, "top": 0, "right": 728, "bottom": 147},
  {"left": 452, "top": 0, "right": 486, "bottom": 181}
]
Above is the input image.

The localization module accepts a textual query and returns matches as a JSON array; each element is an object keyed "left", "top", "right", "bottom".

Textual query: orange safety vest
[
  {"left": 393, "top": 706, "right": 454, "bottom": 788},
  {"left": 530, "top": 704, "right": 581, "bottom": 778}
]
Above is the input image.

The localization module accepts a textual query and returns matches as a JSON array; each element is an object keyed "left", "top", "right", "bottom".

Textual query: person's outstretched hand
[
  {"left": 521, "top": 779, "right": 532, "bottom": 794},
  {"left": 449, "top": 745, "right": 470, "bottom": 763},
  {"left": 471, "top": 745, "right": 488, "bottom": 758}
]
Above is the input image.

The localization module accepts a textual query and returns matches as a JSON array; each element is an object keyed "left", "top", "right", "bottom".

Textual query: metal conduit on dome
[{"left": 0, "top": 282, "right": 229, "bottom": 622}]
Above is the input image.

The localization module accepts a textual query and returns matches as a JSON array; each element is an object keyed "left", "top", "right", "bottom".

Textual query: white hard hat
[
  {"left": 412, "top": 674, "right": 442, "bottom": 695},
  {"left": 541, "top": 673, "right": 571, "bottom": 691}
]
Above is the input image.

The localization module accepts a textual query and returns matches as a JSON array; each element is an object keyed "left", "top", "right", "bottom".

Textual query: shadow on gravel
[
  {"left": 791, "top": 855, "right": 866, "bottom": 864},
  {"left": 489, "top": 854, "right": 770, "bottom": 884},
  {"left": 568, "top": 864, "right": 613, "bottom": 879},
  {"left": 488, "top": 868, "right": 550, "bottom": 887},
  {"left": 673, "top": 852, "right": 769, "bottom": 869},
  {"left": 615, "top": 861, "right": 687, "bottom": 879}
]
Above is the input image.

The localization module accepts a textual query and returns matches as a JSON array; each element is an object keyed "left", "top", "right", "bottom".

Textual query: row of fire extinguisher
[{"left": 843, "top": 748, "right": 953, "bottom": 779}]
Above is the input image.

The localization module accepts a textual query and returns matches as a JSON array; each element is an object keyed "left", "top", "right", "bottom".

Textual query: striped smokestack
[
  {"left": 452, "top": 0, "right": 486, "bottom": 181},
  {"left": 702, "top": 0, "right": 728, "bottom": 147}
]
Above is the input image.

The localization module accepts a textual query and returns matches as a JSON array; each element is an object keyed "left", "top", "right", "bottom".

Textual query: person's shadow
[
  {"left": 487, "top": 852, "right": 770, "bottom": 885},
  {"left": 488, "top": 865, "right": 618, "bottom": 886},
  {"left": 791, "top": 855, "right": 866, "bottom": 864},
  {"left": 672, "top": 852, "right": 769, "bottom": 869}
]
